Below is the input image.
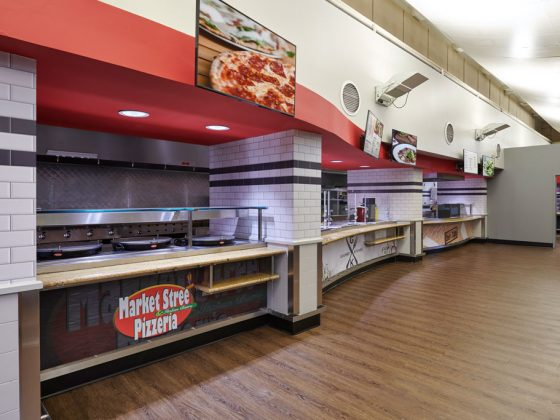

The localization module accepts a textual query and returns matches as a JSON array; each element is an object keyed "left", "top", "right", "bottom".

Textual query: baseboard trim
[
  {"left": 396, "top": 255, "right": 424, "bottom": 262},
  {"left": 268, "top": 313, "right": 321, "bottom": 335},
  {"left": 487, "top": 239, "right": 554, "bottom": 248}
]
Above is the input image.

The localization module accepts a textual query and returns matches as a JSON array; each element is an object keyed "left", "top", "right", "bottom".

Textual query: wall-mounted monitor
[
  {"left": 196, "top": 0, "right": 297, "bottom": 115},
  {"left": 463, "top": 149, "right": 478, "bottom": 174},
  {"left": 362, "top": 110, "right": 384, "bottom": 159},
  {"left": 482, "top": 155, "right": 495, "bottom": 177},
  {"left": 391, "top": 130, "right": 417, "bottom": 166}
]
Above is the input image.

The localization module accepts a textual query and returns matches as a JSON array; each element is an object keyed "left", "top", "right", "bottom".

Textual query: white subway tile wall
[
  {"left": 347, "top": 168, "right": 423, "bottom": 221},
  {"left": 422, "top": 181, "right": 436, "bottom": 205},
  {"left": 0, "top": 294, "right": 19, "bottom": 418},
  {"left": 437, "top": 178, "right": 488, "bottom": 215},
  {"left": 209, "top": 130, "right": 321, "bottom": 242},
  {"left": 0, "top": 52, "right": 36, "bottom": 417}
]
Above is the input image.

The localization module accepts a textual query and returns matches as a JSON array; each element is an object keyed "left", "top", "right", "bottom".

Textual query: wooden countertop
[
  {"left": 38, "top": 247, "right": 286, "bottom": 290},
  {"left": 422, "top": 216, "right": 484, "bottom": 225},
  {"left": 322, "top": 222, "right": 410, "bottom": 245}
]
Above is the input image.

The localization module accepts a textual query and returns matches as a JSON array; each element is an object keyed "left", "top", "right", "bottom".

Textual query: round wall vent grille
[
  {"left": 444, "top": 122, "right": 454, "bottom": 144},
  {"left": 340, "top": 81, "right": 361, "bottom": 116}
]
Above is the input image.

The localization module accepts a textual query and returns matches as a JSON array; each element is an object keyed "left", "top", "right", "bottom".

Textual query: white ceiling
[{"left": 404, "top": 0, "right": 560, "bottom": 132}]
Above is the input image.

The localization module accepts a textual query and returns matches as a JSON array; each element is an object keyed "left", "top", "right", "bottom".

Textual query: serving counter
[
  {"left": 321, "top": 221, "right": 415, "bottom": 289},
  {"left": 422, "top": 215, "right": 486, "bottom": 252},
  {"left": 35, "top": 206, "right": 293, "bottom": 396}
]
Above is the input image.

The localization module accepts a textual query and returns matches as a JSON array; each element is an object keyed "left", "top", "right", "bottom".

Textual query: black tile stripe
[
  {"left": 37, "top": 155, "right": 209, "bottom": 173},
  {"left": 438, "top": 192, "right": 487, "bottom": 196},
  {"left": 0, "top": 149, "right": 36, "bottom": 167},
  {"left": 347, "top": 181, "right": 423, "bottom": 187},
  {"left": 210, "top": 160, "right": 321, "bottom": 175},
  {"left": 437, "top": 187, "right": 487, "bottom": 191},
  {"left": 347, "top": 189, "right": 422, "bottom": 194},
  {"left": 0, "top": 149, "right": 9, "bottom": 166},
  {"left": 210, "top": 176, "right": 321, "bottom": 187},
  {"left": 0, "top": 116, "right": 36, "bottom": 136}
]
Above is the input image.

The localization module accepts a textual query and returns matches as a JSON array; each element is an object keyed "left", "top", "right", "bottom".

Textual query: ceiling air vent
[
  {"left": 340, "top": 81, "right": 360, "bottom": 116},
  {"left": 444, "top": 122, "right": 454, "bottom": 144}
]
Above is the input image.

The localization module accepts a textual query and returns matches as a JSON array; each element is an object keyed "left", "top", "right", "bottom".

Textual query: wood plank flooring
[{"left": 43, "top": 242, "right": 560, "bottom": 419}]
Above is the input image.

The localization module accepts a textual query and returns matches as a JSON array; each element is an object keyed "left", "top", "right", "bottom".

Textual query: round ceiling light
[
  {"left": 118, "top": 110, "right": 150, "bottom": 118},
  {"left": 206, "top": 125, "right": 230, "bottom": 131}
]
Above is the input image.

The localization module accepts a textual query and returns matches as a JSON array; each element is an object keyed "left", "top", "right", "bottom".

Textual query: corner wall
[
  {"left": 0, "top": 52, "right": 42, "bottom": 420},
  {"left": 487, "top": 144, "right": 560, "bottom": 246},
  {"left": 437, "top": 178, "right": 487, "bottom": 215},
  {"left": 347, "top": 168, "right": 423, "bottom": 221}
]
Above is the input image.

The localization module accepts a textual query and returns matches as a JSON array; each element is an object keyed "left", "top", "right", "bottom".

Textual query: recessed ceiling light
[
  {"left": 206, "top": 125, "right": 230, "bottom": 131},
  {"left": 118, "top": 110, "right": 150, "bottom": 118},
  {"left": 331, "top": 160, "right": 343, "bottom": 163},
  {"left": 359, "top": 165, "right": 370, "bottom": 168}
]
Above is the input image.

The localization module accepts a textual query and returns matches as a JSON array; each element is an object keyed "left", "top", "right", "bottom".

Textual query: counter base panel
[
  {"left": 41, "top": 311, "right": 268, "bottom": 397},
  {"left": 323, "top": 254, "right": 396, "bottom": 293},
  {"left": 423, "top": 237, "right": 474, "bottom": 253}
]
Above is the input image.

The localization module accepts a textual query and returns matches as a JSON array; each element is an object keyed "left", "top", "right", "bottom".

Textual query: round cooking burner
[
  {"left": 37, "top": 243, "right": 103, "bottom": 260},
  {"left": 191, "top": 235, "right": 236, "bottom": 247},
  {"left": 112, "top": 237, "right": 172, "bottom": 251}
]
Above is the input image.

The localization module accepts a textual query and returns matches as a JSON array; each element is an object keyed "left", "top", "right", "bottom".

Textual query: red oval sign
[{"left": 113, "top": 284, "right": 195, "bottom": 340}]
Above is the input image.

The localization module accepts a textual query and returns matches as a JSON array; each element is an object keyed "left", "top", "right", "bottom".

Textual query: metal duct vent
[{"left": 340, "top": 81, "right": 360, "bottom": 116}]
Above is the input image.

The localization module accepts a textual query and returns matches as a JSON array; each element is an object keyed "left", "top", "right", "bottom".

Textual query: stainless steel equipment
[
  {"left": 364, "top": 198, "right": 376, "bottom": 222},
  {"left": 37, "top": 206, "right": 267, "bottom": 264},
  {"left": 322, "top": 189, "right": 347, "bottom": 228}
]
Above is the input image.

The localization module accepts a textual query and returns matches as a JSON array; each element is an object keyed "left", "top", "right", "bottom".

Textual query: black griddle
[
  {"left": 37, "top": 243, "right": 103, "bottom": 260},
  {"left": 174, "top": 235, "right": 236, "bottom": 247},
  {"left": 112, "top": 237, "right": 172, "bottom": 251},
  {"left": 192, "top": 235, "right": 236, "bottom": 247}
]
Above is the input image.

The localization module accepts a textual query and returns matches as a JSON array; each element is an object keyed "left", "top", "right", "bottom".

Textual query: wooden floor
[{"left": 44, "top": 243, "right": 560, "bottom": 419}]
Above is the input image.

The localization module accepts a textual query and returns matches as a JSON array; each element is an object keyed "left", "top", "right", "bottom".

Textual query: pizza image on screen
[
  {"left": 210, "top": 51, "right": 295, "bottom": 115},
  {"left": 197, "top": 0, "right": 297, "bottom": 115}
]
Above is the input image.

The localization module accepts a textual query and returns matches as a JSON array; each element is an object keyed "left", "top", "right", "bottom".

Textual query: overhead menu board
[
  {"left": 463, "top": 149, "right": 478, "bottom": 174},
  {"left": 391, "top": 130, "right": 418, "bottom": 166},
  {"left": 362, "top": 111, "right": 384, "bottom": 159},
  {"left": 482, "top": 155, "right": 495, "bottom": 177},
  {"left": 196, "top": 0, "right": 297, "bottom": 115}
]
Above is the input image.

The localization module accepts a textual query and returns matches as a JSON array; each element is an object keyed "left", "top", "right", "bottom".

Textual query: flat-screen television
[
  {"left": 391, "top": 129, "right": 417, "bottom": 166},
  {"left": 362, "top": 110, "right": 384, "bottom": 159},
  {"left": 463, "top": 149, "right": 478, "bottom": 174},
  {"left": 196, "top": 0, "right": 297, "bottom": 116},
  {"left": 482, "top": 155, "right": 495, "bottom": 177}
]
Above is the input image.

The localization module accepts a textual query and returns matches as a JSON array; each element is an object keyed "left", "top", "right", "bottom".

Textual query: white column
[{"left": 209, "top": 130, "right": 322, "bottom": 319}]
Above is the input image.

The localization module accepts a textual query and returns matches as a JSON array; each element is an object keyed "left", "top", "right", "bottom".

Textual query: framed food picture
[
  {"left": 482, "top": 155, "right": 495, "bottom": 177},
  {"left": 391, "top": 129, "right": 417, "bottom": 166},
  {"left": 196, "top": 0, "right": 297, "bottom": 116},
  {"left": 363, "top": 111, "right": 384, "bottom": 159}
]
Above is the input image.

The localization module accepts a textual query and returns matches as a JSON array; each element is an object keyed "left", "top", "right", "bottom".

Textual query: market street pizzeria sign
[{"left": 114, "top": 284, "right": 197, "bottom": 340}]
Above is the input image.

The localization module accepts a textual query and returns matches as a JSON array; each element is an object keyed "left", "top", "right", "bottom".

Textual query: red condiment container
[{"left": 356, "top": 206, "right": 366, "bottom": 222}]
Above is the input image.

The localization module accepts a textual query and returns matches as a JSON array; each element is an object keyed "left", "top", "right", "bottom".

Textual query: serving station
[
  {"left": 321, "top": 221, "right": 416, "bottom": 289},
  {"left": 422, "top": 215, "right": 487, "bottom": 252},
  {"left": 36, "top": 206, "right": 288, "bottom": 395}
]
